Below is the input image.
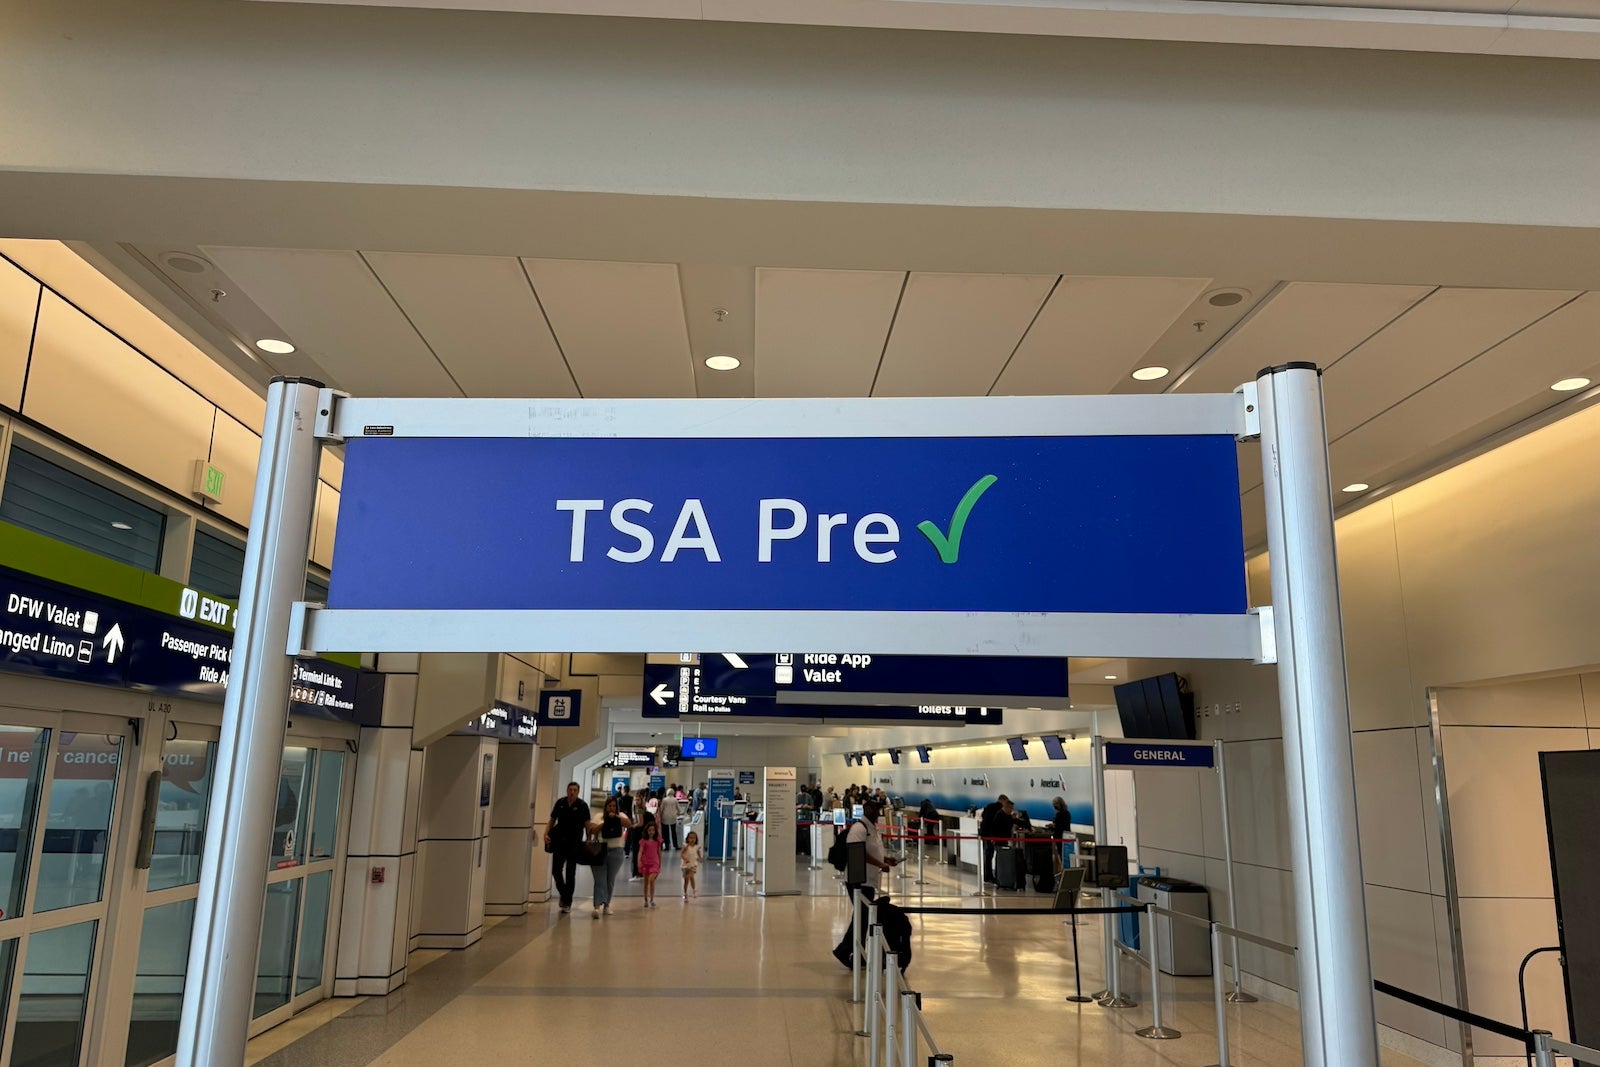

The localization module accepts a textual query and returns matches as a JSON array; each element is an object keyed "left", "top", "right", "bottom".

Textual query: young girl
[
  {"left": 637, "top": 820, "right": 663, "bottom": 908},
  {"left": 680, "top": 830, "right": 701, "bottom": 900}
]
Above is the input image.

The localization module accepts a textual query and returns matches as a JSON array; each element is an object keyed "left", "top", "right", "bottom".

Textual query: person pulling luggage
[
  {"left": 832, "top": 798, "right": 899, "bottom": 969},
  {"left": 978, "top": 795, "right": 1014, "bottom": 892}
]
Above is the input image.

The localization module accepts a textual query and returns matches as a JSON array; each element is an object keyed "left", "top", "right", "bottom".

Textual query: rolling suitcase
[
  {"left": 1025, "top": 834, "right": 1057, "bottom": 893},
  {"left": 995, "top": 844, "right": 1027, "bottom": 890}
]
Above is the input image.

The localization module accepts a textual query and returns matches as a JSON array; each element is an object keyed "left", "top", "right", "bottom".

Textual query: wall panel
[
  {"left": 24, "top": 292, "right": 213, "bottom": 495},
  {"left": 208, "top": 412, "right": 260, "bottom": 528},
  {"left": 1352, "top": 729, "right": 1431, "bottom": 895},
  {"left": 313, "top": 481, "right": 339, "bottom": 568},
  {"left": 0, "top": 257, "right": 38, "bottom": 411}
]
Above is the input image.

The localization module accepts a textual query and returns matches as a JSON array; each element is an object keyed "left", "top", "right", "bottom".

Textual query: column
[
  {"left": 485, "top": 741, "right": 537, "bottom": 915},
  {"left": 412, "top": 734, "right": 497, "bottom": 949},
  {"left": 334, "top": 663, "right": 422, "bottom": 997},
  {"left": 528, "top": 745, "right": 558, "bottom": 905}
]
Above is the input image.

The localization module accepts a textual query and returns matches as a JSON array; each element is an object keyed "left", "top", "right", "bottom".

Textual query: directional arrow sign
[
  {"left": 649, "top": 682, "right": 673, "bottom": 706},
  {"left": 102, "top": 623, "right": 125, "bottom": 664},
  {"left": 641, "top": 662, "right": 1000, "bottom": 724}
]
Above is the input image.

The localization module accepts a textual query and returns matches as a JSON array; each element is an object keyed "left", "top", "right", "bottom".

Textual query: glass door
[
  {"left": 0, "top": 709, "right": 133, "bottom": 1067},
  {"left": 251, "top": 738, "right": 350, "bottom": 1031},
  {"left": 121, "top": 722, "right": 217, "bottom": 1067}
]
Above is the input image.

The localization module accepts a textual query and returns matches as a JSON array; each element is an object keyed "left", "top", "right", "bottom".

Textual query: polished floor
[{"left": 246, "top": 851, "right": 1431, "bottom": 1067}]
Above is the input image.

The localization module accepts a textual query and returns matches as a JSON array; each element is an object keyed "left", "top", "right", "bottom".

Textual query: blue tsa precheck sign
[{"left": 304, "top": 395, "right": 1267, "bottom": 660}]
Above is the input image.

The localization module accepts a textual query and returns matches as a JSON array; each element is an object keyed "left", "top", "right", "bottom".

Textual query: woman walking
[{"left": 587, "top": 795, "right": 633, "bottom": 919}]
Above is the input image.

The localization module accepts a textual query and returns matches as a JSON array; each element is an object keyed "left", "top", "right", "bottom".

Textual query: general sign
[
  {"left": 1103, "top": 741, "right": 1215, "bottom": 769},
  {"left": 669, "top": 651, "right": 1067, "bottom": 708}
]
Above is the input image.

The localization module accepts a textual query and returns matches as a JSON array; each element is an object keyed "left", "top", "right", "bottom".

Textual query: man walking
[
  {"left": 544, "top": 782, "right": 591, "bottom": 914},
  {"left": 832, "top": 799, "right": 900, "bottom": 968}
]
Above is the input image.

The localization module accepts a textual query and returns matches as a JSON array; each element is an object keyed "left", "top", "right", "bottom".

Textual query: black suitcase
[
  {"left": 1025, "top": 837, "right": 1057, "bottom": 892},
  {"left": 995, "top": 845, "right": 1027, "bottom": 890}
]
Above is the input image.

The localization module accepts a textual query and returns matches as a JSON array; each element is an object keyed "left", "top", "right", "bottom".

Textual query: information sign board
[
  {"left": 641, "top": 662, "right": 1001, "bottom": 724},
  {"left": 1103, "top": 741, "right": 1215, "bottom": 769}
]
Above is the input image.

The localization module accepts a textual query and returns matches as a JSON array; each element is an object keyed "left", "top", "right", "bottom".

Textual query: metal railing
[{"left": 850, "top": 892, "right": 954, "bottom": 1067}]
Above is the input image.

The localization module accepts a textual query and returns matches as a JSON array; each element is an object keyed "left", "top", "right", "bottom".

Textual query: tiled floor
[{"left": 247, "top": 853, "right": 1432, "bottom": 1067}]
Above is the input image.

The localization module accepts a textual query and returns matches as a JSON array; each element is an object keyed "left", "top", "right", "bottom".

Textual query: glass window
[
  {"left": 269, "top": 747, "right": 314, "bottom": 871},
  {"left": 124, "top": 900, "right": 195, "bottom": 1067},
  {"left": 188, "top": 530, "right": 245, "bottom": 601},
  {"left": 294, "top": 869, "right": 332, "bottom": 997},
  {"left": 0, "top": 727, "right": 50, "bottom": 920},
  {"left": 252, "top": 879, "right": 300, "bottom": 1019},
  {"left": 308, "top": 750, "right": 344, "bottom": 861},
  {"left": 148, "top": 740, "right": 214, "bottom": 892},
  {"left": 13, "top": 919, "right": 97, "bottom": 1067},
  {"left": 0, "top": 445, "right": 164, "bottom": 571},
  {"left": 36, "top": 733, "right": 122, "bottom": 912},
  {"left": 304, "top": 573, "right": 330, "bottom": 604},
  {"left": 0, "top": 938, "right": 16, "bottom": 1046}
]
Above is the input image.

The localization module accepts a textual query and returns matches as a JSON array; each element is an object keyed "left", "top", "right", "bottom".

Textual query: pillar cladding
[
  {"left": 413, "top": 734, "right": 498, "bottom": 949},
  {"left": 528, "top": 745, "right": 558, "bottom": 905},
  {"left": 335, "top": 669, "right": 421, "bottom": 997},
  {"left": 485, "top": 741, "right": 537, "bottom": 915}
]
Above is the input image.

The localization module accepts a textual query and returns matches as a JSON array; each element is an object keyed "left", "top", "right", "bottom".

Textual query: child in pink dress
[{"left": 638, "top": 821, "right": 663, "bottom": 908}]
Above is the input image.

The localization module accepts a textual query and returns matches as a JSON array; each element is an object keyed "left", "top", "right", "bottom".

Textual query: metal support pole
[
  {"left": 1066, "top": 910, "right": 1095, "bottom": 1003},
  {"left": 901, "top": 991, "right": 916, "bottom": 1067},
  {"left": 176, "top": 378, "right": 326, "bottom": 1067},
  {"left": 1209, "top": 923, "right": 1232, "bottom": 1067},
  {"left": 1531, "top": 1031, "right": 1555, "bottom": 1067},
  {"left": 852, "top": 890, "right": 865, "bottom": 1006},
  {"left": 914, "top": 822, "right": 926, "bottom": 886},
  {"left": 868, "top": 922, "right": 883, "bottom": 1067},
  {"left": 721, "top": 807, "right": 731, "bottom": 864},
  {"left": 1254, "top": 363, "right": 1380, "bottom": 1067},
  {"left": 1214, "top": 739, "right": 1257, "bottom": 1004},
  {"left": 1090, "top": 736, "right": 1118, "bottom": 1003},
  {"left": 1136, "top": 903, "right": 1181, "bottom": 1039},
  {"left": 884, "top": 951, "right": 899, "bottom": 1067}
]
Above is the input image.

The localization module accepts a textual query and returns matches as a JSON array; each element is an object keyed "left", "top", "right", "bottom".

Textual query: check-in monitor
[{"left": 1041, "top": 735, "right": 1067, "bottom": 760}]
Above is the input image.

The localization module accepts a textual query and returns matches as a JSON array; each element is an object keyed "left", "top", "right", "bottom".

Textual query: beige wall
[
  {"left": 0, "top": 241, "right": 342, "bottom": 567},
  {"left": 1137, "top": 400, "right": 1600, "bottom": 1062}
]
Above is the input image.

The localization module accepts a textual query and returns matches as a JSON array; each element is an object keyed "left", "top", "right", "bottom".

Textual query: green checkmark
[{"left": 917, "top": 474, "right": 998, "bottom": 564}]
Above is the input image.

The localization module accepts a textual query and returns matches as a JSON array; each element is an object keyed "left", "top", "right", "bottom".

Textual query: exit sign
[{"left": 192, "top": 461, "right": 226, "bottom": 504}]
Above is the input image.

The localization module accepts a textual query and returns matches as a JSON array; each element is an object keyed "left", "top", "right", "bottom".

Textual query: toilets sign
[{"left": 307, "top": 394, "right": 1263, "bottom": 658}]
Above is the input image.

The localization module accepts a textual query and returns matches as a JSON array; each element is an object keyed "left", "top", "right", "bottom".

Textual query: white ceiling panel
[
  {"left": 362, "top": 252, "right": 577, "bottom": 398},
  {"left": 872, "top": 272, "right": 1056, "bottom": 397},
  {"left": 992, "top": 276, "right": 1210, "bottom": 395},
  {"left": 1177, "top": 282, "right": 1433, "bottom": 396},
  {"left": 1323, "top": 287, "right": 1578, "bottom": 439},
  {"left": 520, "top": 259, "right": 693, "bottom": 398},
  {"left": 680, "top": 264, "right": 755, "bottom": 400},
  {"left": 1330, "top": 292, "right": 1600, "bottom": 491},
  {"left": 201, "top": 246, "right": 462, "bottom": 397},
  {"left": 755, "top": 268, "right": 903, "bottom": 398}
]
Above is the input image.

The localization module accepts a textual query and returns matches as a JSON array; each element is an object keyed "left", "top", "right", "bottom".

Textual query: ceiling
[{"left": 118, "top": 243, "right": 1600, "bottom": 548}]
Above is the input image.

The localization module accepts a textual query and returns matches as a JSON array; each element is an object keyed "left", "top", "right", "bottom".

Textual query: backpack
[{"left": 828, "top": 821, "right": 865, "bottom": 871}]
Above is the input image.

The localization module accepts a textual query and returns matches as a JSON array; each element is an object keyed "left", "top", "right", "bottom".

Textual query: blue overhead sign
[
  {"left": 1104, "top": 741, "right": 1215, "bottom": 769},
  {"left": 329, "top": 435, "right": 1246, "bottom": 616},
  {"left": 642, "top": 662, "right": 1002, "bottom": 724},
  {"left": 537, "top": 688, "right": 582, "bottom": 727}
]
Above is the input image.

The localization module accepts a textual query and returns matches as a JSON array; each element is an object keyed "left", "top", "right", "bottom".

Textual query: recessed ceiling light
[
  {"left": 1131, "top": 366, "right": 1169, "bottom": 382},
  {"left": 110, "top": 521, "right": 133, "bottom": 531},
  {"left": 1342, "top": 483, "right": 1370, "bottom": 493},
  {"left": 255, "top": 339, "right": 296, "bottom": 355},
  {"left": 1551, "top": 377, "right": 1591, "bottom": 392},
  {"left": 1103, "top": 674, "right": 1118, "bottom": 680},
  {"left": 704, "top": 354, "right": 741, "bottom": 372}
]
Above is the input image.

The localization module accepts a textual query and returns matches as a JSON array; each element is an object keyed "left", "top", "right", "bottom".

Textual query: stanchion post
[
  {"left": 868, "top": 921, "right": 883, "bottom": 1067},
  {"left": 1066, "top": 909, "right": 1095, "bottom": 1003},
  {"left": 1136, "top": 903, "right": 1181, "bottom": 1040},
  {"left": 175, "top": 378, "right": 325, "bottom": 1067},
  {"left": 1214, "top": 739, "right": 1256, "bottom": 1004},
  {"left": 914, "top": 823, "right": 926, "bottom": 887},
  {"left": 884, "top": 951, "right": 899, "bottom": 1067},
  {"left": 852, "top": 891, "right": 865, "bottom": 1006},
  {"left": 1254, "top": 364, "right": 1380, "bottom": 1067},
  {"left": 1209, "top": 923, "right": 1232, "bottom": 1067},
  {"left": 900, "top": 990, "right": 916, "bottom": 1067}
]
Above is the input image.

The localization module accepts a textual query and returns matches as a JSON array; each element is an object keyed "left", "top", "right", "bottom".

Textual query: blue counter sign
[{"left": 1103, "top": 741, "right": 1214, "bottom": 769}]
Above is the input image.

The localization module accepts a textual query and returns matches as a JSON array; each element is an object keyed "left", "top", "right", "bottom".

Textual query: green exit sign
[{"left": 193, "top": 461, "right": 226, "bottom": 504}]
